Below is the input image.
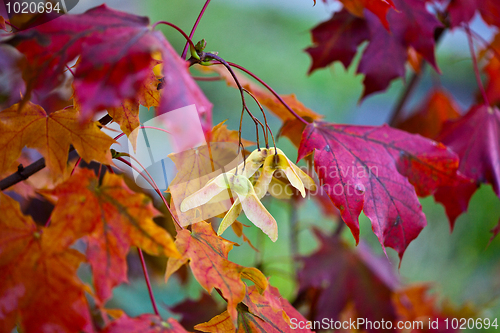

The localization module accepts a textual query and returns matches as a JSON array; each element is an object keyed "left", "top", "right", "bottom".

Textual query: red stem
[
  {"left": 4, "top": 20, "right": 20, "bottom": 31},
  {"left": 71, "top": 157, "right": 82, "bottom": 176},
  {"left": 181, "top": 0, "right": 212, "bottom": 60},
  {"left": 465, "top": 25, "right": 490, "bottom": 106},
  {"left": 152, "top": 21, "right": 196, "bottom": 53},
  {"left": 65, "top": 65, "right": 75, "bottom": 76},
  {"left": 227, "top": 62, "right": 309, "bottom": 125},
  {"left": 192, "top": 75, "right": 222, "bottom": 81},
  {"left": 115, "top": 156, "right": 183, "bottom": 230},
  {"left": 137, "top": 247, "right": 160, "bottom": 316}
]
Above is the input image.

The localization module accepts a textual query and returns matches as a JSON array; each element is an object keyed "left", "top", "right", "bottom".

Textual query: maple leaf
[
  {"left": 156, "top": 37, "right": 212, "bottom": 135},
  {"left": 393, "top": 284, "right": 470, "bottom": 332},
  {"left": 7, "top": 5, "right": 212, "bottom": 131},
  {"left": 106, "top": 59, "right": 162, "bottom": 146},
  {"left": 322, "top": 0, "right": 395, "bottom": 29},
  {"left": 359, "top": 0, "right": 441, "bottom": 97},
  {"left": 195, "top": 285, "right": 313, "bottom": 333},
  {"left": 0, "top": 15, "right": 5, "bottom": 31},
  {"left": 107, "top": 100, "right": 141, "bottom": 148},
  {"left": 102, "top": 314, "right": 188, "bottom": 333},
  {"left": 310, "top": 0, "right": 441, "bottom": 97},
  {"left": 7, "top": 5, "right": 161, "bottom": 118},
  {"left": 298, "top": 121, "right": 461, "bottom": 259},
  {"left": 170, "top": 293, "right": 224, "bottom": 331},
  {"left": 306, "top": 9, "right": 369, "bottom": 73},
  {"left": 395, "top": 89, "right": 461, "bottom": 139},
  {"left": 479, "top": 0, "right": 500, "bottom": 27},
  {"left": 165, "top": 221, "right": 268, "bottom": 325},
  {"left": 42, "top": 168, "right": 180, "bottom": 303},
  {"left": 446, "top": 0, "right": 500, "bottom": 28},
  {"left": 0, "top": 45, "right": 25, "bottom": 110},
  {"left": 0, "top": 102, "right": 114, "bottom": 179},
  {"left": 0, "top": 192, "right": 94, "bottom": 333},
  {"left": 297, "top": 228, "right": 398, "bottom": 332},
  {"left": 447, "top": 0, "right": 478, "bottom": 27},
  {"left": 434, "top": 105, "right": 500, "bottom": 228}
]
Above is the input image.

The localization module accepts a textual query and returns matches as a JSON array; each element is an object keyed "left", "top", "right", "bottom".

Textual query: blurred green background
[{"left": 71, "top": 0, "right": 500, "bottom": 328}]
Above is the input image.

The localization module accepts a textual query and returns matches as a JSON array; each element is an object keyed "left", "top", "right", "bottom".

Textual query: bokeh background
[{"left": 68, "top": 0, "right": 500, "bottom": 327}]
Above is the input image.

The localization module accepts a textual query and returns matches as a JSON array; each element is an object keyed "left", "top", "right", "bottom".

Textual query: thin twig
[
  {"left": 191, "top": 75, "right": 222, "bottom": 81},
  {"left": 388, "top": 72, "right": 422, "bottom": 126},
  {"left": 151, "top": 21, "right": 197, "bottom": 53},
  {"left": 387, "top": 27, "right": 446, "bottom": 126},
  {"left": 465, "top": 24, "right": 490, "bottom": 106},
  {"left": 181, "top": 0, "right": 212, "bottom": 60},
  {"left": 114, "top": 156, "right": 183, "bottom": 230},
  {"left": 204, "top": 53, "right": 266, "bottom": 148},
  {"left": 137, "top": 248, "right": 160, "bottom": 316},
  {"left": 227, "top": 62, "right": 309, "bottom": 125}
]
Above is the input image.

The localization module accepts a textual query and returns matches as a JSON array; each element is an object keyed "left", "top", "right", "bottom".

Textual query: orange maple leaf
[
  {"left": 195, "top": 285, "right": 313, "bottom": 333},
  {"left": 165, "top": 221, "right": 268, "bottom": 326},
  {"left": 41, "top": 168, "right": 180, "bottom": 303},
  {"left": 0, "top": 192, "right": 94, "bottom": 333},
  {"left": 0, "top": 102, "right": 115, "bottom": 179}
]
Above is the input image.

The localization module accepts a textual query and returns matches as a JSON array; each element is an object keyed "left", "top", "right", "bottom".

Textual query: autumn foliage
[{"left": 1, "top": 0, "right": 500, "bottom": 332}]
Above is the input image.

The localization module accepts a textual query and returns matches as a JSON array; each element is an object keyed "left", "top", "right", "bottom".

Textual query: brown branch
[{"left": 0, "top": 114, "right": 113, "bottom": 191}]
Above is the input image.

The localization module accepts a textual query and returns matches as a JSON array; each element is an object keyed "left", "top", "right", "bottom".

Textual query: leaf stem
[
  {"left": 137, "top": 247, "right": 160, "bottom": 316},
  {"left": 114, "top": 156, "right": 183, "bottom": 230},
  {"left": 191, "top": 75, "right": 222, "bottom": 81},
  {"left": 65, "top": 65, "right": 75, "bottom": 77},
  {"left": 226, "top": 62, "right": 309, "bottom": 125},
  {"left": 204, "top": 52, "right": 267, "bottom": 149},
  {"left": 151, "top": 21, "right": 197, "bottom": 54},
  {"left": 181, "top": 0, "right": 212, "bottom": 60},
  {"left": 465, "top": 24, "right": 490, "bottom": 106}
]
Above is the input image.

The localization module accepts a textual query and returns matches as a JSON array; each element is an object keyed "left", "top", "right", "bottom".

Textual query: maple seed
[{"left": 180, "top": 148, "right": 316, "bottom": 242}]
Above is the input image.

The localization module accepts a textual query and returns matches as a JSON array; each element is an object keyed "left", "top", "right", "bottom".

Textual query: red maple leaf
[
  {"left": 434, "top": 105, "right": 500, "bottom": 228},
  {"left": 322, "top": 0, "right": 395, "bottom": 29},
  {"left": 306, "top": 9, "right": 369, "bottom": 73},
  {"left": 395, "top": 88, "right": 462, "bottom": 139},
  {"left": 297, "top": 228, "right": 398, "bottom": 332},
  {"left": 446, "top": 0, "right": 500, "bottom": 28},
  {"left": 358, "top": 0, "right": 441, "bottom": 97},
  {"left": 309, "top": 0, "right": 442, "bottom": 98},
  {"left": 298, "top": 121, "right": 461, "bottom": 259},
  {"left": 8, "top": 5, "right": 212, "bottom": 129},
  {"left": 102, "top": 314, "right": 188, "bottom": 333}
]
